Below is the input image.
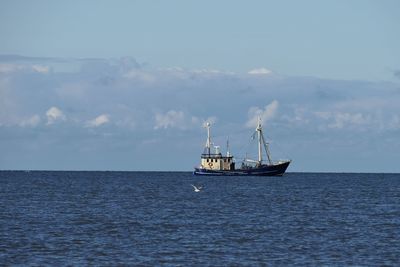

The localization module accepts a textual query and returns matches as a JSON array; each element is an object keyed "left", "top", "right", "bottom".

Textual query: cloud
[
  {"left": 315, "top": 111, "right": 370, "bottom": 129},
  {"left": 1, "top": 55, "right": 400, "bottom": 172},
  {"left": 246, "top": 100, "right": 279, "bottom": 128},
  {"left": 19, "top": 114, "right": 41, "bottom": 127},
  {"left": 248, "top": 68, "right": 272, "bottom": 75},
  {"left": 32, "top": 65, "right": 50, "bottom": 73},
  {"left": 328, "top": 112, "right": 369, "bottom": 129},
  {"left": 0, "top": 63, "right": 50, "bottom": 74},
  {"left": 0, "top": 63, "right": 25, "bottom": 73},
  {"left": 46, "top": 106, "right": 66, "bottom": 125},
  {"left": 191, "top": 69, "right": 235, "bottom": 76},
  {"left": 154, "top": 110, "right": 217, "bottom": 130},
  {"left": 123, "top": 69, "right": 155, "bottom": 83},
  {"left": 281, "top": 107, "right": 310, "bottom": 125},
  {"left": 154, "top": 110, "right": 185, "bottom": 129},
  {"left": 86, "top": 114, "right": 110, "bottom": 127}
]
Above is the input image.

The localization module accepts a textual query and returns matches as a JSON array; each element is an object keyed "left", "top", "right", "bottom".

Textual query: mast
[
  {"left": 205, "top": 122, "right": 211, "bottom": 155},
  {"left": 226, "top": 137, "right": 231, "bottom": 157},
  {"left": 257, "top": 118, "right": 262, "bottom": 164},
  {"left": 256, "top": 117, "right": 273, "bottom": 165}
]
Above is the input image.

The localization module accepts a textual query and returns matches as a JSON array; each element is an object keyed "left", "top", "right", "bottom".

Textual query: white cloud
[
  {"left": 0, "top": 63, "right": 50, "bottom": 74},
  {"left": 246, "top": 100, "right": 279, "bottom": 128},
  {"left": 154, "top": 110, "right": 185, "bottom": 129},
  {"left": 19, "top": 115, "right": 41, "bottom": 127},
  {"left": 248, "top": 68, "right": 272, "bottom": 75},
  {"left": 2, "top": 55, "right": 400, "bottom": 172},
  {"left": 123, "top": 69, "right": 155, "bottom": 83},
  {"left": 0, "top": 63, "right": 25, "bottom": 73},
  {"left": 282, "top": 107, "right": 310, "bottom": 125},
  {"left": 46, "top": 106, "right": 66, "bottom": 125},
  {"left": 32, "top": 65, "right": 50, "bottom": 73},
  {"left": 329, "top": 113, "right": 367, "bottom": 129},
  {"left": 315, "top": 111, "right": 370, "bottom": 129},
  {"left": 191, "top": 69, "right": 235, "bottom": 75},
  {"left": 162, "top": 67, "right": 234, "bottom": 76},
  {"left": 154, "top": 111, "right": 217, "bottom": 130},
  {"left": 86, "top": 114, "right": 110, "bottom": 127}
]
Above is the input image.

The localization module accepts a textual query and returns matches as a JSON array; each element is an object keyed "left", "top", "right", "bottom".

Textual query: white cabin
[{"left": 200, "top": 123, "right": 235, "bottom": 171}]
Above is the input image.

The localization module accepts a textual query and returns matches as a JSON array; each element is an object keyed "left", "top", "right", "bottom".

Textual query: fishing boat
[{"left": 193, "top": 119, "right": 291, "bottom": 176}]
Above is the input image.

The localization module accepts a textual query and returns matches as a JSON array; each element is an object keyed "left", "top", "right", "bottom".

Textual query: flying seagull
[{"left": 191, "top": 184, "right": 203, "bottom": 192}]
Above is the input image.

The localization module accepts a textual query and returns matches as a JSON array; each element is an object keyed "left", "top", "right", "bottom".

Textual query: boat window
[{"left": 206, "top": 159, "right": 209, "bottom": 162}]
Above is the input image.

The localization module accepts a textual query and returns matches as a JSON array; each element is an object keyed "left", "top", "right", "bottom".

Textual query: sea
[{"left": 0, "top": 171, "right": 399, "bottom": 266}]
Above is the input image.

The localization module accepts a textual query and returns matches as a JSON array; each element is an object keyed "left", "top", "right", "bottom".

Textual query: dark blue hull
[{"left": 193, "top": 161, "right": 291, "bottom": 176}]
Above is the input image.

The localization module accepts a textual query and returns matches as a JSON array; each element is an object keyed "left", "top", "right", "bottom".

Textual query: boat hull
[{"left": 193, "top": 160, "right": 291, "bottom": 176}]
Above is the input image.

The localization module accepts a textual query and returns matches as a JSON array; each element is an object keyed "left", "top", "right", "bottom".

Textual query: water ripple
[{"left": 0, "top": 171, "right": 399, "bottom": 265}]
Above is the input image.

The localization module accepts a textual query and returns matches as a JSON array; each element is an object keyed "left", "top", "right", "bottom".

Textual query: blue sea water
[{"left": 0, "top": 171, "right": 399, "bottom": 266}]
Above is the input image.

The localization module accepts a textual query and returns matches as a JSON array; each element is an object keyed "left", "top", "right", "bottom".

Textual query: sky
[{"left": 1, "top": 1, "right": 400, "bottom": 172}]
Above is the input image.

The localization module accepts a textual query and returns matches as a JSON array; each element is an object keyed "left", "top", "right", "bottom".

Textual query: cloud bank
[{"left": 1, "top": 56, "right": 399, "bottom": 172}]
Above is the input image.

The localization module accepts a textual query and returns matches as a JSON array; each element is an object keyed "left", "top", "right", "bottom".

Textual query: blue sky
[{"left": 1, "top": 1, "right": 399, "bottom": 172}]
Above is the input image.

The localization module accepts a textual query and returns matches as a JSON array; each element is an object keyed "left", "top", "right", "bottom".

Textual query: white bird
[{"left": 191, "top": 184, "right": 203, "bottom": 192}]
